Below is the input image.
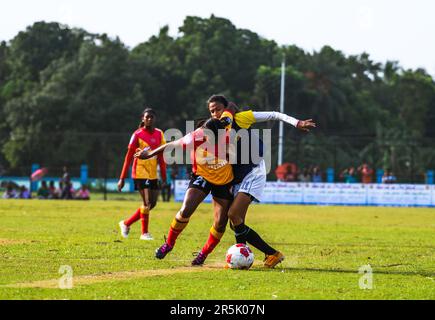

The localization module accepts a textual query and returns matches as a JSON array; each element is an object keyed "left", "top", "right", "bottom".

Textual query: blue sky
[{"left": 1, "top": 0, "right": 434, "bottom": 75}]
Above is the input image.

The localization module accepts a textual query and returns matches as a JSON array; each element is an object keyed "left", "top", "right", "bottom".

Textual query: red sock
[
  {"left": 124, "top": 207, "right": 141, "bottom": 227},
  {"left": 201, "top": 229, "right": 222, "bottom": 256},
  {"left": 140, "top": 206, "right": 150, "bottom": 234},
  {"left": 166, "top": 216, "right": 189, "bottom": 246},
  {"left": 166, "top": 227, "right": 182, "bottom": 247}
]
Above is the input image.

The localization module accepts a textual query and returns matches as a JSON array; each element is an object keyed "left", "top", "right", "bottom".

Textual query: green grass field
[{"left": 0, "top": 198, "right": 434, "bottom": 300}]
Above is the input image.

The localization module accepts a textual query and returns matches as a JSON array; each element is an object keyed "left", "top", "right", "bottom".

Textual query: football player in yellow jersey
[
  {"left": 135, "top": 118, "right": 233, "bottom": 261},
  {"left": 207, "top": 94, "right": 315, "bottom": 268},
  {"left": 117, "top": 108, "right": 167, "bottom": 240}
]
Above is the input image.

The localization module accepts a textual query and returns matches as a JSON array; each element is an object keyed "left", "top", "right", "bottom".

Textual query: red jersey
[
  {"left": 120, "top": 127, "right": 166, "bottom": 181},
  {"left": 181, "top": 128, "right": 233, "bottom": 185}
]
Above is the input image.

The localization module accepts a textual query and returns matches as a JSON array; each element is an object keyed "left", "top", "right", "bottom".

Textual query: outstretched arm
[
  {"left": 252, "top": 111, "right": 316, "bottom": 132},
  {"left": 134, "top": 139, "right": 183, "bottom": 160}
]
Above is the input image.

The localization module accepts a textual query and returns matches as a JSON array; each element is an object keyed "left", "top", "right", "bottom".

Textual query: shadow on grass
[
  {"left": 270, "top": 242, "right": 435, "bottom": 250},
  {"left": 251, "top": 266, "right": 435, "bottom": 277}
]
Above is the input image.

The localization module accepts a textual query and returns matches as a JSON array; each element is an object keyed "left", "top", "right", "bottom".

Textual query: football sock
[
  {"left": 201, "top": 226, "right": 224, "bottom": 256},
  {"left": 166, "top": 212, "right": 190, "bottom": 247},
  {"left": 124, "top": 207, "right": 141, "bottom": 227},
  {"left": 234, "top": 223, "right": 248, "bottom": 244},
  {"left": 140, "top": 205, "right": 149, "bottom": 234},
  {"left": 234, "top": 223, "right": 276, "bottom": 255}
]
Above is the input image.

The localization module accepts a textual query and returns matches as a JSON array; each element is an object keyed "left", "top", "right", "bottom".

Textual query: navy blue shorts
[
  {"left": 188, "top": 174, "right": 233, "bottom": 200},
  {"left": 134, "top": 179, "right": 159, "bottom": 190}
]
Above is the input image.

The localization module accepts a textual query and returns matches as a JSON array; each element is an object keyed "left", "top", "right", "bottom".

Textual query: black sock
[
  {"left": 234, "top": 223, "right": 249, "bottom": 244},
  {"left": 234, "top": 223, "right": 276, "bottom": 255}
]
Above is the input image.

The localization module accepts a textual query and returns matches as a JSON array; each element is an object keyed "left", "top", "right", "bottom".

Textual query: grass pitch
[{"left": 0, "top": 198, "right": 434, "bottom": 300}]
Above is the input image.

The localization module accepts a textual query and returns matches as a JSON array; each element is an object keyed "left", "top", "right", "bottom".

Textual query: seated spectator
[
  {"left": 311, "top": 166, "right": 323, "bottom": 183},
  {"left": 37, "top": 181, "right": 50, "bottom": 199},
  {"left": 280, "top": 163, "right": 297, "bottom": 182},
  {"left": 3, "top": 184, "right": 17, "bottom": 199},
  {"left": 75, "top": 184, "right": 90, "bottom": 200},
  {"left": 48, "top": 180, "right": 59, "bottom": 199},
  {"left": 340, "top": 167, "right": 358, "bottom": 183},
  {"left": 382, "top": 170, "right": 397, "bottom": 184},
  {"left": 298, "top": 168, "right": 311, "bottom": 182},
  {"left": 358, "top": 163, "right": 374, "bottom": 184},
  {"left": 19, "top": 186, "right": 31, "bottom": 199},
  {"left": 57, "top": 181, "right": 64, "bottom": 198}
]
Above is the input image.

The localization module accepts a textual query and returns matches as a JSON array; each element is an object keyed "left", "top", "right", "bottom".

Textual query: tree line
[{"left": 0, "top": 15, "right": 434, "bottom": 181}]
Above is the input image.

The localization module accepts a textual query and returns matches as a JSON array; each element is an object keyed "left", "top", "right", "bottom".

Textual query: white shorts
[{"left": 232, "top": 159, "right": 267, "bottom": 202}]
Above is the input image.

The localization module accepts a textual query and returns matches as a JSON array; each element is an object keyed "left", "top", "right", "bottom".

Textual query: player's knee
[
  {"left": 178, "top": 206, "right": 193, "bottom": 219},
  {"left": 228, "top": 211, "right": 243, "bottom": 226},
  {"left": 227, "top": 209, "right": 238, "bottom": 221}
]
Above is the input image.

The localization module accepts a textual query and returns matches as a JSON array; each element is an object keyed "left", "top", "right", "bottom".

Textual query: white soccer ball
[{"left": 225, "top": 243, "right": 254, "bottom": 270}]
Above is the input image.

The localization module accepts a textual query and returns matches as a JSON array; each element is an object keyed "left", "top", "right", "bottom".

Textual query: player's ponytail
[
  {"left": 195, "top": 118, "right": 208, "bottom": 129},
  {"left": 228, "top": 101, "right": 240, "bottom": 113}
]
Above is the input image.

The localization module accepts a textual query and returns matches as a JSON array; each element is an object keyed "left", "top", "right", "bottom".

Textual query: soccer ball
[{"left": 225, "top": 243, "right": 254, "bottom": 270}]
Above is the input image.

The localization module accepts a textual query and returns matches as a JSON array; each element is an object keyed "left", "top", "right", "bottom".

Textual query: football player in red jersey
[
  {"left": 117, "top": 108, "right": 167, "bottom": 240},
  {"left": 134, "top": 118, "right": 233, "bottom": 262}
]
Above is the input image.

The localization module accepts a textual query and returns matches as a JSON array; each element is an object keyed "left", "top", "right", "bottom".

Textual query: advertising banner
[{"left": 174, "top": 181, "right": 435, "bottom": 207}]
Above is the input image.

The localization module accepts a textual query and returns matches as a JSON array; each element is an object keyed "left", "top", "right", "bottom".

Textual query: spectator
[
  {"left": 56, "top": 181, "right": 64, "bottom": 199},
  {"left": 340, "top": 167, "right": 358, "bottom": 183},
  {"left": 358, "top": 163, "right": 374, "bottom": 184},
  {"left": 178, "top": 165, "right": 189, "bottom": 179},
  {"left": 161, "top": 165, "right": 175, "bottom": 202},
  {"left": 382, "top": 169, "right": 397, "bottom": 184},
  {"left": 311, "top": 166, "right": 323, "bottom": 183},
  {"left": 68, "top": 182, "right": 75, "bottom": 198},
  {"left": 48, "top": 180, "right": 59, "bottom": 199},
  {"left": 298, "top": 168, "right": 311, "bottom": 182},
  {"left": 75, "top": 185, "right": 90, "bottom": 200},
  {"left": 3, "top": 184, "right": 17, "bottom": 199},
  {"left": 170, "top": 164, "right": 178, "bottom": 198},
  {"left": 19, "top": 186, "right": 31, "bottom": 199},
  {"left": 61, "top": 166, "right": 73, "bottom": 199},
  {"left": 277, "top": 163, "right": 297, "bottom": 182},
  {"left": 37, "top": 181, "right": 50, "bottom": 199}
]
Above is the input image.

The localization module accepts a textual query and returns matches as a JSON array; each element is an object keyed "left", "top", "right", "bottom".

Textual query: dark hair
[
  {"left": 139, "top": 107, "right": 156, "bottom": 128},
  {"left": 207, "top": 94, "right": 228, "bottom": 107},
  {"left": 142, "top": 107, "right": 156, "bottom": 117},
  {"left": 227, "top": 101, "right": 240, "bottom": 113},
  {"left": 195, "top": 118, "right": 208, "bottom": 129}
]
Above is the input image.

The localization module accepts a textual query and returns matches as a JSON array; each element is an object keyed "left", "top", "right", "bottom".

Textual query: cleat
[
  {"left": 263, "top": 251, "right": 285, "bottom": 268},
  {"left": 140, "top": 233, "right": 154, "bottom": 240},
  {"left": 155, "top": 242, "right": 173, "bottom": 259},
  {"left": 191, "top": 252, "right": 208, "bottom": 266},
  {"left": 119, "top": 221, "right": 130, "bottom": 238}
]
